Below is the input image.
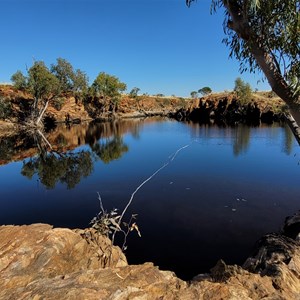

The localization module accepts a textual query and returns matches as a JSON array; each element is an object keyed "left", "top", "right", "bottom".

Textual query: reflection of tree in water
[
  {"left": 85, "top": 121, "right": 129, "bottom": 164},
  {"left": 21, "top": 151, "right": 93, "bottom": 189},
  {"left": 282, "top": 123, "right": 294, "bottom": 155},
  {"left": 0, "top": 137, "right": 18, "bottom": 161},
  {"left": 233, "top": 125, "right": 251, "bottom": 156},
  {"left": 0, "top": 133, "right": 35, "bottom": 161},
  {"left": 91, "top": 136, "right": 128, "bottom": 164}
]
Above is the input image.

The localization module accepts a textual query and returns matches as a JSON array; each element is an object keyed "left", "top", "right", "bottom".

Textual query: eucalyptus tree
[
  {"left": 10, "top": 71, "right": 27, "bottom": 90},
  {"left": 190, "top": 91, "right": 198, "bottom": 98},
  {"left": 198, "top": 86, "right": 212, "bottom": 96},
  {"left": 50, "top": 58, "right": 74, "bottom": 92},
  {"left": 234, "top": 77, "right": 252, "bottom": 103},
  {"left": 28, "top": 61, "right": 61, "bottom": 125},
  {"left": 129, "top": 87, "right": 140, "bottom": 98},
  {"left": 186, "top": 0, "right": 300, "bottom": 122},
  {"left": 11, "top": 58, "right": 89, "bottom": 126},
  {"left": 91, "top": 72, "right": 127, "bottom": 113},
  {"left": 51, "top": 58, "right": 88, "bottom": 101}
]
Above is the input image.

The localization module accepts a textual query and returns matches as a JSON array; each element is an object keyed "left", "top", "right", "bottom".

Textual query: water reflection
[
  {"left": 187, "top": 121, "right": 295, "bottom": 157},
  {"left": 233, "top": 125, "right": 251, "bottom": 156},
  {"left": 0, "top": 118, "right": 299, "bottom": 280},
  {"left": 283, "top": 123, "right": 294, "bottom": 155},
  {"left": 0, "top": 119, "right": 155, "bottom": 189},
  {"left": 0, "top": 120, "right": 297, "bottom": 169},
  {"left": 91, "top": 137, "right": 128, "bottom": 164},
  {"left": 21, "top": 151, "right": 93, "bottom": 189}
]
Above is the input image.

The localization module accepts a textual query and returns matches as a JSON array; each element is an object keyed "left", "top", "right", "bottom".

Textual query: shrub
[
  {"left": 129, "top": 87, "right": 140, "bottom": 98},
  {"left": 53, "top": 97, "right": 66, "bottom": 111},
  {"left": 0, "top": 96, "right": 13, "bottom": 119},
  {"left": 190, "top": 91, "right": 198, "bottom": 98},
  {"left": 234, "top": 77, "right": 252, "bottom": 104}
]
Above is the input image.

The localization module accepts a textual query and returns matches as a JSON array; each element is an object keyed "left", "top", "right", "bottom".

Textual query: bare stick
[
  {"left": 97, "top": 192, "right": 105, "bottom": 214},
  {"left": 111, "top": 143, "right": 190, "bottom": 244}
]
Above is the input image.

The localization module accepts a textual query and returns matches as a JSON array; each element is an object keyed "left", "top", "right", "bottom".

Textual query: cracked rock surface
[{"left": 0, "top": 219, "right": 299, "bottom": 300}]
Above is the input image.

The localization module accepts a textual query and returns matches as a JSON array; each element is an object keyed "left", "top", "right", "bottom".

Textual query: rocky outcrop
[
  {"left": 171, "top": 95, "right": 286, "bottom": 125},
  {"left": 0, "top": 213, "right": 300, "bottom": 299}
]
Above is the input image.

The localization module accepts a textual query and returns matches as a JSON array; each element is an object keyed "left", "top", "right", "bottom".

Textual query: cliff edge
[{"left": 0, "top": 212, "right": 299, "bottom": 299}]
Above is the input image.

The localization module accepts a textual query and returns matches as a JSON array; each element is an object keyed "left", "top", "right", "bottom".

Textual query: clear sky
[{"left": 0, "top": 0, "right": 270, "bottom": 97}]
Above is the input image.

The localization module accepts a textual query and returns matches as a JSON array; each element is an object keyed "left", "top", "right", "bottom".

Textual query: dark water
[{"left": 0, "top": 118, "right": 299, "bottom": 280}]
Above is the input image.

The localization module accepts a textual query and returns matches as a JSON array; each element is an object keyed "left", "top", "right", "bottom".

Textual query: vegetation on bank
[
  {"left": 0, "top": 58, "right": 191, "bottom": 126},
  {"left": 0, "top": 57, "right": 289, "bottom": 135},
  {"left": 0, "top": 58, "right": 287, "bottom": 128}
]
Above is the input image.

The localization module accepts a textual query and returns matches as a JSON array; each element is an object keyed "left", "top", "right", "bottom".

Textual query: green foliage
[
  {"left": 52, "top": 97, "right": 66, "bottom": 111},
  {"left": 190, "top": 91, "right": 198, "bottom": 98},
  {"left": 187, "top": 0, "right": 300, "bottom": 98},
  {"left": 72, "top": 69, "right": 89, "bottom": 100},
  {"left": 91, "top": 72, "right": 126, "bottom": 111},
  {"left": 51, "top": 58, "right": 74, "bottom": 92},
  {"left": 10, "top": 58, "right": 90, "bottom": 124},
  {"left": 10, "top": 61, "right": 61, "bottom": 124},
  {"left": 129, "top": 87, "right": 140, "bottom": 98},
  {"left": 51, "top": 58, "right": 89, "bottom": 98},
  {"left": 234, "top": 77, "right": 253, "bottom": 104},
  {"left": 198, "top": 86, "right": 212, "bottom": 96},
  {"left": 11, "top": 71, "right": 27, "bottom": 90},
  {"left": 0, "top": 96, "right": 13, "bottom": 119},
  {"left": 28, "top": 61, "right": 60, "bottom": 102},
  {"left": 91, "top": 72, "right": 126, "bottom": 99}
]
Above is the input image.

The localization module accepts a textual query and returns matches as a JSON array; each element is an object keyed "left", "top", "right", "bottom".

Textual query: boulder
[{"left": 0, "top": 221, "right": 299, "bottom": 299}]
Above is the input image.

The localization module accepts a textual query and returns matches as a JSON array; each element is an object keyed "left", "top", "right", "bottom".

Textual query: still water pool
[{"left": 0, "top": 118, "right": 299, "bottom": 280}]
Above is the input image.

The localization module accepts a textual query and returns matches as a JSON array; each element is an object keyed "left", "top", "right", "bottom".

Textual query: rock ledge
[{"left": 0, "top": 215, "right": 299, "bottom": 299}]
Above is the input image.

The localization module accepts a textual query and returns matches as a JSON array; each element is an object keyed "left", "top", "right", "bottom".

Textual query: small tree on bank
[
  {"left": 129, "top": 87, "right": 140, "bottom": 98},
  {"left": 190, "top": 91, "right": 198, "bottom": 98},
  {"left": 51, "top": 58, "right": 89, "bottom": 102},
  {"left": 11, "top": 71, "right": 27, "bottom": 91},
  {"left": 234, "top": 77, "right": 252, "bottom": 104},
  {"left": 11, "top": 61, "right": 60, "bottom": 126},
  {"left": 28, "top": 61, "right": 60, "bottom": 125},
  {"left": 11, "top": 58, "right": 89, "bottom": 126},
  {"left": 91, "top": 72, "right": 127, "bottom": 113},
  {"left": 198, "top": 86, "right": 212, "bottom": 96}
]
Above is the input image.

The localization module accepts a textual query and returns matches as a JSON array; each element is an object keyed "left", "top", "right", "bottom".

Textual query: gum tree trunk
[{"left": 224, "top": 0, "right": 300, "bottom": 142}]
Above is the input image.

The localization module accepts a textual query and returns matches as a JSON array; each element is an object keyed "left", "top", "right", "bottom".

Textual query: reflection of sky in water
[{"left": 0, "top": 120, "right": 299, "bottom": 280}]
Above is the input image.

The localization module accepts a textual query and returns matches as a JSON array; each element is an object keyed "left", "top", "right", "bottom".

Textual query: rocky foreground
[{"left": 0, "top": 212, "right": 299, "bottom": 300}]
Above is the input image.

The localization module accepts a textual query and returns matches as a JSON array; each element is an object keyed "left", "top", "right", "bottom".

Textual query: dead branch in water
[
  {"left": 111, "top": 143, "right": 190, "bottom": 245},
  {"left": 91, "top": 143, "right": 190, "bottom": 250}
]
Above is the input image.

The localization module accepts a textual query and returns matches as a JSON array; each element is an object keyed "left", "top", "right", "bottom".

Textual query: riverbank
[
  {"left": 0, "top": 84, "right": 289, "bottom": 130},
  {"left": 0, "top": 211, "right": 299, "bottom": 299}
]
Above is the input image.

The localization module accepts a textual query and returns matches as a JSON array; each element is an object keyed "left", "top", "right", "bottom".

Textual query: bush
[
  {"left": 234, "top": 77, "right": 252, "bottom": 104},
  {"left": 129, "top": 87, "right": 140, "bottom": 98},
  {"left": 53, "top": 97, "right": 66, "bottom": 111},
  {"left": 0, "top": 97, "right": 13, "bottom": 119}
]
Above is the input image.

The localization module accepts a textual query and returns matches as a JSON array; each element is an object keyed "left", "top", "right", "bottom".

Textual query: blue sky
[{"left": 0, "top": 0, "right": 270, "bottom": 97}]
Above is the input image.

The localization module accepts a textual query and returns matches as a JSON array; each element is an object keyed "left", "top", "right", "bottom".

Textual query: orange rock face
[{"left": 0, "top": 223, "right": 299, "bottom": 299}]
